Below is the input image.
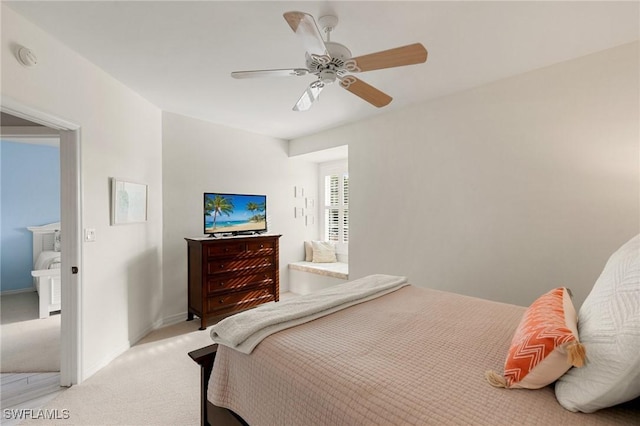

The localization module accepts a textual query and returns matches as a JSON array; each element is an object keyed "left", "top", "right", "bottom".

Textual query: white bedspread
[{"left": 210, "top": 274, "right": 408, "bottom": 354}]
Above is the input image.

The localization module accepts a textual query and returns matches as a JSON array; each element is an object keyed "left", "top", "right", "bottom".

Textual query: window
[{"left": 320, "top": 160, "right": 348, "bottom": 243}]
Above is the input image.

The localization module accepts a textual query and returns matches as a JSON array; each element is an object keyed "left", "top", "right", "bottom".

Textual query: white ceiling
[{"left": 7, "top": 1, "right": 639, "bottom": 140}]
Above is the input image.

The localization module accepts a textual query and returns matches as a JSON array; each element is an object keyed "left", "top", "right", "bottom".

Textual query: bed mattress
[{"left": 208, "top": 285, "right": 638, "bottom": 425}]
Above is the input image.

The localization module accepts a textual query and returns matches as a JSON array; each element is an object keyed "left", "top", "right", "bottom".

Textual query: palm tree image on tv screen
[{"left": 204, "top": 193, "right": 267, "bottom": 235}]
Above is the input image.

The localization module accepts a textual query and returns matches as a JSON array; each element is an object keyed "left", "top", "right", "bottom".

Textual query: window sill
[{"left": 288, "top": 261, "right": 349, "bottom": 280}]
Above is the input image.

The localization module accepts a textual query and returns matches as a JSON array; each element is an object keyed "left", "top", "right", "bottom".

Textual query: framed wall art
[{"left": 111, "top": 178, "right": 148, "bottom": 225}]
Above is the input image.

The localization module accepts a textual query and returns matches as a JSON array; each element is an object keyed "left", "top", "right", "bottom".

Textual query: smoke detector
[{"left": 17, "top": 47, "right": 38, "bottom": 67}]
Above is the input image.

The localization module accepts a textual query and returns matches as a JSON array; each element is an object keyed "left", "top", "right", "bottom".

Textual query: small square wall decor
[
  {"left": 305, "top": 197, "right": 315, "bottom": 208},
  {"left": 111, "top": 178, "right": 148, "bottom": 225},
  {"left": 305, "top": 215, "right": 315, "bottom": 226}
]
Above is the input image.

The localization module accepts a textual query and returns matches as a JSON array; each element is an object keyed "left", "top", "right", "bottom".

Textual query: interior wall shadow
[{"left": 127, "top": 247, "right": 162, "bottom": 344}]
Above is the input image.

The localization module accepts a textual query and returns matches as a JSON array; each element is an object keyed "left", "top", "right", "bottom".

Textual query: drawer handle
[
  {"left": 260, "top": 244, "right": 264, "bottom": 248},
  {"left": 219, "top": 299, "right": 225, "bottom": 304},
  {"left": 224, "top": 248, "right": 229, "bottom": 252},
  {"left": 220, "top": 264, "right": 225, "bottom": 269},
  {"left": 219, "top": 282, "right": 225, "bottom": 287}
]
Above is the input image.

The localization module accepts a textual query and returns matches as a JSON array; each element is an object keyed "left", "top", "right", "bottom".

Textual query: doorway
[
  {"left": 1, "top": 117, "right": 62, "bottom": 407},
  {"left": 0, "top": 100, "right": 82, "bottom": 389}
]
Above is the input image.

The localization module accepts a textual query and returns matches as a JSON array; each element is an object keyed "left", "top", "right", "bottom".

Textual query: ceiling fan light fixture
[{"left": 319, "top": 69, "right": 337, "bottom": 84}]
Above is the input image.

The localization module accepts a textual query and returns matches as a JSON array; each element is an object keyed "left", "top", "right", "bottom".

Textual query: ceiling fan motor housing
[
  {"left": 306, "top": 41, "right": 353, "bottom": 80},
  {"left": 326, "top": 42, "right": 352, "bottom": 62}
]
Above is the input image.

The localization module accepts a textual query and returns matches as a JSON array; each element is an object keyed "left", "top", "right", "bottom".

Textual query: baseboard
[
  {"left": 128, "top": 317, "right": 165, "bottom": 347},
  {"left": 162, "top": 311, "right": 188, "bottom": 327},
  {"left": 0, "top": 287, "right": 36, "bottom": 296},
  {"left": 82, "top": 340, "right": 130, "bottom": 382},
  {"left": 83, "top": 315, "right": 167, "bottom": 380}
]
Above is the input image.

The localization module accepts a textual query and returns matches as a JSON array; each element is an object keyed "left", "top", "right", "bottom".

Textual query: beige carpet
[
  {"left": 21, "top": 320, "right": 216, "bottom": 425},
  {"left": 1, "top": 292, "right": 60, "bottom": 372}
]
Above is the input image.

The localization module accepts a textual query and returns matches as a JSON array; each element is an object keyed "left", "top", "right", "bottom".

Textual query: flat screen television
[{"left": 204, "top": 192, "right": 267, "bottom": 236}]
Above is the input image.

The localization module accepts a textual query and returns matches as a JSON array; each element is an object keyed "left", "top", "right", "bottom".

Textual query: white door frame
[{"left": 1, "top": 96, "right": 82, "bottom": 386}]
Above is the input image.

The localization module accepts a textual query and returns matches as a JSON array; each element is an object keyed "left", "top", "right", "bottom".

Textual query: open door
[{"left": 1, "top": 97, "right": 82, "bottom": 386}]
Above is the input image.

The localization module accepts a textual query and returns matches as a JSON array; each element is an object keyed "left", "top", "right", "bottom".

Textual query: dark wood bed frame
[{"left": 189, "top": 344, "right": 248, "bottom": 426}]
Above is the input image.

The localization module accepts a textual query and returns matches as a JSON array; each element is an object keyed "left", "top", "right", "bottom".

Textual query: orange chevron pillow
[{"left": 486, "top": 287, "right": 585, "bottom": 389}]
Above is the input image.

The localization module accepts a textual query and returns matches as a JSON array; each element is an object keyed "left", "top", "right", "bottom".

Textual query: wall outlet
[{"left": 84, "top": 228, "right": 96, "bottom": 242}]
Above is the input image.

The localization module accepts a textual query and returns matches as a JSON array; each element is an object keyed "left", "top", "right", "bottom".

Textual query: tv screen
[{"left": 204, "top": 193, "right": 267, "bottom": 235}]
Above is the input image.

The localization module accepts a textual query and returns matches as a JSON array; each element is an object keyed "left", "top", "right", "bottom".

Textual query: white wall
[
  {"left": 292, "top": 42, "right": 639, "bottom": 309},
  {"left": 1, "top": 5, "right": 163, "bottom": 379},
  {"left": 161, "top": 112, "right": 318, "bottom": 322}
]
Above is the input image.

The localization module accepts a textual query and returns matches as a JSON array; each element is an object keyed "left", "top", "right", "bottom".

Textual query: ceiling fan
[{"left": 231, "top": 11, "right": 428, "bottom": 112}]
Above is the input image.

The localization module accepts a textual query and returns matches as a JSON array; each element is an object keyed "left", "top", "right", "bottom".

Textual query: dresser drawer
[
  {"left": 207, "top": 272, "right": 274, "bottom": 295},
  {"left": 207, "top": 287, "right": 274, "bottom": 312},
  {"left": 206, "top": 242, "right": 246, "bottom": 257},
  {"left": 247, "top": 240, "right": 275, "bottom": 253},
  {"left": 207, "top": 256, "right": 273, "bottom": 274}
]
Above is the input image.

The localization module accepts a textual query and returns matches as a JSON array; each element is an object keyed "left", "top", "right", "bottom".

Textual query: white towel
[{"left": 210, "top": 274, "right": 408, "bottom": 354}]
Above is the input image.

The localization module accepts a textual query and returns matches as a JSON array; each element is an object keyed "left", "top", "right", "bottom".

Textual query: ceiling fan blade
[
  {"left": 231, "top": 69, "right": 309, "bottom": 79},
  {"left": 350, "top": 43, "right": 428, "bottom": 72},
  {"left": 293, "top": 81, "right": 325, "bottom": 112},
  {"left": 283, "top": 11, "right": 328, "bottom": 57},
  {"left": 339, "top": 76, "right": 392, "bottom": 108}
]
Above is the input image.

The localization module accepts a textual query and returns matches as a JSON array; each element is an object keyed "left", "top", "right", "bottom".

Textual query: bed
[
  {"left": 190, "top": 238, "right": 640, "bottom": 426},
  {"left": 27, "top": 222, "right": 62, "bottom": 319}
]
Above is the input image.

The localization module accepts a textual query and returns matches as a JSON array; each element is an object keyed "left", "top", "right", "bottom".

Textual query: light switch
[{"left": 84, "top": 228, "right": 96, "bottom": 242}]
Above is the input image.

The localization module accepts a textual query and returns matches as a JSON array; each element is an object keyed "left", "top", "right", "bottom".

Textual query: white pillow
[
  {"left": 53, "top": 230, "right": 61, "bottom": 252},
  {"left": 555, "top": 234, "right": 640, "bottom": 413},
  {"left": 311, "top": 241, "right": 337, "bottom": 263},
  {"left": 304, "top": 241, "right": 313, "bottom": 262}
]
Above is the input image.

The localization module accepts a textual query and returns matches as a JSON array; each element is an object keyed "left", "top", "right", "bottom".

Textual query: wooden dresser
[{"left": 185, "top": 234, "right": 281, "bottom": 330}]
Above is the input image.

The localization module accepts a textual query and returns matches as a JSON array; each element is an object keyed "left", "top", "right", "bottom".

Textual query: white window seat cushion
[{"left": 288, "top": 261, "right": 349, "bottom": 280}]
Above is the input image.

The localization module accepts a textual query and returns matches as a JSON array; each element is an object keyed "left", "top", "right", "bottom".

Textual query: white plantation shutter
[
  {"left": 322, "top": 163, "right": 348, "bottom": 243},
  {"left": 343, "top": 176, "right": 349, "bottom": 242},
  {"left": 328, "top": 175, "right": 339, "bottom": 206},
  {"left": 326, "top": 208, "right": 340, "bottom": 242},
  {"left": 343, "top": 176, "right": 349, "bottom": 205},
  {"left": 343, "top": 208, "right": 349, "bottom": 242}
]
